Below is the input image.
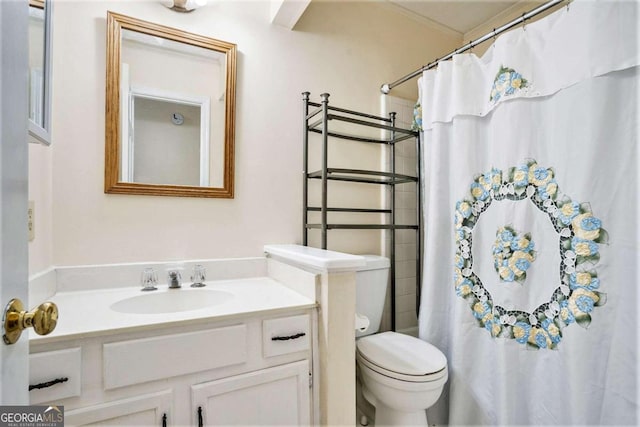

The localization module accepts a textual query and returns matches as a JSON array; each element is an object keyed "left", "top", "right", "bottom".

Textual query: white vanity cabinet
[
  {"left": 29, "top": 310, "right": 316, "bottom": 426},
  {"left": 192, "top": 360, "right": 310, "bottom": 426}
]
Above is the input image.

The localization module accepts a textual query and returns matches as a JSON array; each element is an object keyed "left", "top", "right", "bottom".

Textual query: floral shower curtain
[{"left": 417, "top": 1, "right": 638, "bottom": 425}]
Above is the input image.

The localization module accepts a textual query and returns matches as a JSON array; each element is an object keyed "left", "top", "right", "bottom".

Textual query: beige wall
[
  {"left": 28, "top": 0, "right": 460, "bottom": 272},
  {"left": 28, "top": 144, "right": 53, "bottom": 274},
  {"left": 133, "top": 99, "right": 201, "bottom": 186}
]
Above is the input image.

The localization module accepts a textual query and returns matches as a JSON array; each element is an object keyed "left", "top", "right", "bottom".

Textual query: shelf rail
[{"left": 302, "top": 92, "right": 421, "bottom": 331}]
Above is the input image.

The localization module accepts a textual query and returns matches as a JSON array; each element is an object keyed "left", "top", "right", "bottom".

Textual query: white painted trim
[
  {"left": 27, "top": 0, "right": 52, "bottom": 146},
  {"left": 270, "top": 0, "right": 312, "bottom": 30},
  {"left": 29, "top": 68, "right": 43, "bottom": 125}
]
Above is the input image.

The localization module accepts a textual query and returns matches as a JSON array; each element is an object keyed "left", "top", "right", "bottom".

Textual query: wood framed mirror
[{"left": 105, "top": 12, "right": 236, "bottom": 198}]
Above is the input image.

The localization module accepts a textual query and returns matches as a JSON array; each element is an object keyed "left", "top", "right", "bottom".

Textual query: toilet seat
[{"left": 356, "top": 332, "right": 447, "bottom": 383}]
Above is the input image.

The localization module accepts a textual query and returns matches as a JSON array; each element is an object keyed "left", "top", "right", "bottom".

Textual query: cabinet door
[
  {"left": 65, "top": 390, "right": 172, "bottom": 426},
  {"left": 192, "top": 361, "right": 310, "bottom": 426}
]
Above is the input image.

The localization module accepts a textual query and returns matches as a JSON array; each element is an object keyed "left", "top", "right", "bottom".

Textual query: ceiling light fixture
[{"left": 160, "top": 0, "right": 208, "bottom": 13}]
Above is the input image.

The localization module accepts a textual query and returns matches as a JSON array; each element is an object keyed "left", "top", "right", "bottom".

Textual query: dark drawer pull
[
  {"left": 162, "top": 413, "right": 167, "bottom": 427},
  {"left": 197, "top": 406, "right": 203, "bottom": 427},
  {"left": 271, "top": 332, "right": 306, "bottom": 341},
  {"left": 29, "top": 377, "right": 68, "bottom": 391}
]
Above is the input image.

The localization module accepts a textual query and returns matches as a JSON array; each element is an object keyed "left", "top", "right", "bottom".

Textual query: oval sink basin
[{"left": 110, "top": 289, "right": 233, "bottom": 314}]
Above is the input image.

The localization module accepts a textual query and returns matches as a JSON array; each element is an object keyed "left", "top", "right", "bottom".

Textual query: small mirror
[
  {"left": 105, "top": 12, "right": 236, "bottom": 198},
  {"left": 28, "top": 0, "right": 52, "bottom": 145}
]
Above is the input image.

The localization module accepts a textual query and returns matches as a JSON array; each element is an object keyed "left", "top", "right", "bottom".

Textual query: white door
[{"left": 0, "top": 0, "right": 30, "bottom": 405}]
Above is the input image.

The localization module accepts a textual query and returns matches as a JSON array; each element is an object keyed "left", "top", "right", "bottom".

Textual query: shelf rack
[{"left": 302, "top": 92, "right": 421, "bottom": 331}]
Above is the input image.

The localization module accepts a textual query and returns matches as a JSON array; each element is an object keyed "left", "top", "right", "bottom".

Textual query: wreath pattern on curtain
[{"left": 453, "top": 159, "right": 608, "bottom": 349}]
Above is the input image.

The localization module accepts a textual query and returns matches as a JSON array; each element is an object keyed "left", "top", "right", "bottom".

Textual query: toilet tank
[{"left": 356, "top": 255, "right": 390, "bottom": 337}]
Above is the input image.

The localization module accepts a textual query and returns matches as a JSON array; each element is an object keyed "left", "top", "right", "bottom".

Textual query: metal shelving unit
[{"left": 302, "top": 92, "right": 421, "bottom": 331}]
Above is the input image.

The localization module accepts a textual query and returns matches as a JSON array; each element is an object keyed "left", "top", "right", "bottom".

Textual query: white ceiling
[{"left": 387, "top": 0, "right": 523, "bottom": 34}]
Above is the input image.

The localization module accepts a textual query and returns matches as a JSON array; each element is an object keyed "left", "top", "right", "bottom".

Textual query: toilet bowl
[
  {"left": 355, "top": 255, "right": 447, "bottom": 426},
  {"left": 356, "top": 331, "right": 447, "bottom": 425}
]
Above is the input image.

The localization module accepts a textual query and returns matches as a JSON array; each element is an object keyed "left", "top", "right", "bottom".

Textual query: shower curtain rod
[{"left": 380, "top": 0, "right": 566, "bottom": 94}]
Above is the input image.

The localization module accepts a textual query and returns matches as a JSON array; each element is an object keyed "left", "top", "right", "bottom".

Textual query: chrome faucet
[{"left": 167, "top": 269, "right": 182, "bottom": 289}]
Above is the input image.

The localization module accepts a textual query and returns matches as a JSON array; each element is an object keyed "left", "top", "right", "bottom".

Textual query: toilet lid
[{"left": 356, "top": 331, "right": 447, "bottom": 376}]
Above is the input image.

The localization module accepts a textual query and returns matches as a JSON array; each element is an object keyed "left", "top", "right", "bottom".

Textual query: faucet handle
[
  {"left": 141, "top": 267, "right": 158, "bottom": 291},
  {"left": 190, "top": 264, "right": 206, "bottom": 288}
]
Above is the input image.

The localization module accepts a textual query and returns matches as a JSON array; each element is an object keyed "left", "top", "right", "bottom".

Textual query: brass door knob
[{"left": 3, "top": 299, "right": 58, "bottom": 345}]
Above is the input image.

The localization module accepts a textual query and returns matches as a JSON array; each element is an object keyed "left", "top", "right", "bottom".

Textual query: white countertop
[
  {"left": 30, "top": 277, "right": 316, "bottom": 344},
  {"left": 264, "top": 244, "right": 366, "bottom": 271}
]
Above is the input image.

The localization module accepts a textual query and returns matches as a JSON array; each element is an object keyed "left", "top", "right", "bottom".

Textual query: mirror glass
[
  {"left": 105, "top": 12, "right": 236, "bottom": 198},
  {"left": 28, "top": 0, "right": 52, "bottom": 145}
]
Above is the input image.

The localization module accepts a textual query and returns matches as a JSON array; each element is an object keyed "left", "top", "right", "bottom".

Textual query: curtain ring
[{"left": 522, "top": 12, "right": 527, "bottom": 31}]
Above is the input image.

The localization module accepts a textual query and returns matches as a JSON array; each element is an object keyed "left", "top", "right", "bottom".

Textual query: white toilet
[{"left": 355, "top": 255, "right": 448, "bottom": 426}]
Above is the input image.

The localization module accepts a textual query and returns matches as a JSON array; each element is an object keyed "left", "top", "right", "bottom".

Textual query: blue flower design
[
  {"left": 533, "top": 328, "right": 550, "bottom": 348},
  {"left": 559, "top": 300, "right": 576, "bottom": 325},
  {"left": 483, "top": 317, "right": 501, "bottom": 337},
  {"left": 558, "top": 201, "right": 580, "bottom": 225},
  {"left": 500, "top": 230, "right": 513, "bottom": 242},
  {"left": 532, "top": 167, "right": 549, "bottom": 182},
  {"left": 579, "top": 216, "right": 602, "bottom": 231},
  {"left": 411, "top": 102, "right": 423, "bottom": 132},
  {"left": 489, "top": 66, "right": 529, "bottom": 103},
  {"left": 512, "top": 322, "right": 531, "bottom": 344},
  {"left": 515, "top": 258, "right": 531, "bottom": 271},
  {"left": 499, "top": 259, "right": 515, "bottom": 282},
  {"left": 575, "top": 295, "right": 595, "bottom": 313},
  {"left": 571, "top": 237, "right": 599, "bottom": 257},
  {"left": 470, "top": 182, "right": 489, "bottom": 201},
  {"left": 476, "top": 168, "right": 502, "bottom": 193},
  {"left": 541, "top": 319, "right": 561, "bottom": 344},
  {"left": 510, "top": 237, "right": 534, "bottom": 252},
  {"left": 537, "top": 179, "right": 558, "bottom": 200},
  {"left": 472, "top": 301, "right": 491, "bottom": 319},
  {"left": 454, "top": 159, "right": 607, "bottom": 350},
  {"left": 512, "top": 165, "right": 529, "bottom": 188},
  {"left": 493, "top": 226, "right": 536, "bottom": 283},
  {"left": 569, "top": 272, "right": 600, "bottom": 290},
  {"left": 456, "top": 200, "right": 473, "bottom": 219},
  {"left": 455, "top": 278, "right": 473, "bottom": 297}
]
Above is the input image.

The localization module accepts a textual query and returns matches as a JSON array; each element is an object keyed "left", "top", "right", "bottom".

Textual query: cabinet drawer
[
  {"left": 29, "top": 347, "right": 82, "bottom": 404},
  {"left": 263, "top": 315, "right": 310, "bottom": 358},
  {"left": 104, "top": 325, "right": 247, "bottom": 389}
]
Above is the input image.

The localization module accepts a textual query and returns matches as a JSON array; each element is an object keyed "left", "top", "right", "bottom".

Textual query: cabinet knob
[{"left": 3, "top": 298, "right": 58, "bottom": 345}]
